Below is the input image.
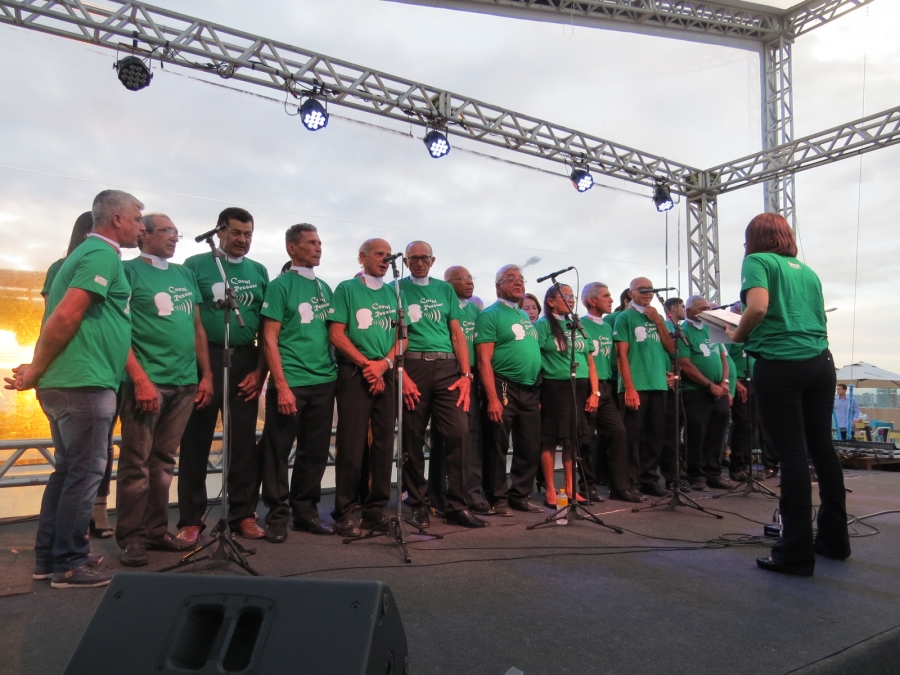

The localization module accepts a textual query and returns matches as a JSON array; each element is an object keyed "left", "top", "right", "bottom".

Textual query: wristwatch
[
  {"left": 592, "top": 391, "right": 601, "bottom": 397},
  {"left": 462, "top": 372, "right": 474, "bottom": 380},
  {"left": 384, "top": 357, "right": 394, "bottom": 369}
]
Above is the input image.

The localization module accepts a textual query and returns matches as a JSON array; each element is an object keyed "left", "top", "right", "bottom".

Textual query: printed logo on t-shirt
[
  {"left": 356, "top": 304, "right": 393, "bottom": 331},
  {"left": 155, "top": 292, "right": 175, "bottom": 316},
  {"left": 299, "top": 303, "right": 314, "bottom": 324},
  {"left": 511, "top": 324, "right": 525, "bottom": 340},
  {"left": 510, "top": 320, "right": 538, "bottom": 341},
  {"left": 94, "top": 275, "right": 108, "bottom": 287},
  {"left": 411, "top": 297, "right": 443, "bottom": 324},
  {"left": 788, "top": 262, "right": 801, "bottom": 269},
  {"left": 408, "top": 304, "right": 423, "bottom": 323},
  {"left": 555, "top": 336, "right": 586, "bottom": 352},
  {"left": 699, "top": 343, "right": 712, "bottom": 357},
  {"left": 212, "top": 278, "right": 257, "bottom": 307},
  {"left": 635, "top": 323, "right": 660, "bottom": 343},
  {"left": 592, "top": 336, "right": 612, "bottom": 358}
]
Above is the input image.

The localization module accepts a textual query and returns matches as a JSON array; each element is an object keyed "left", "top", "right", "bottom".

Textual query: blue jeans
[{"left": 36, "top": 387, "right": 118, "bottom": 572}]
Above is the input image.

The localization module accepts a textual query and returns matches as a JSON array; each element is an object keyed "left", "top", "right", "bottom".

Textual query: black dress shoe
[
  {"left": 120, "top": 542, "right": 149, "bottom": 567},
  {"left": 756, "top": 557, "right": 814, "bottom": 577},
  {"left": 410, "top": 505, "right": 430, "bottom": 529},
  {"left": 429, "top": 505, "right": 447, "bottom": 518},
  {"left": 609, "top": 490, "right": 646, "bottom": 503},
  {"left": 265, "top": 523, "right": 287, "bottom": 544},
  {"left": 581, "top": 491, "right": 604, "bottom": 503},
  {"left": 335, "top": 518, "right": 362, "bottom": 538},
  {"left": 640, "top": 485, "right": 672, "bottom": 497},
  {"left": 492, "top": 500, "right": 513, "bottom": 517},
  {"left": 814, "top": 542, "right": 851, "bottom": 561},
  {"left": 292, "top": 518, "right": 335, "bottom": 536},
  {"left": 470, "top": 503, "right": 496, "bottom": 516},
  {"left": 446, "top": 509, "right": 489, "bottom": 528},
  {"left": 361, "top": 514, "right": 390, "bottom": 532},
  {"left": 509, "top": 499, "right": 544, "bottom": 513},
  {"left": 145, "top": 532, "right": 194, "bottom": 551}
]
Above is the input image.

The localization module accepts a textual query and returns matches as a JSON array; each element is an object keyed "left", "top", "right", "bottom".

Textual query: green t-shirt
[
  {"left": 329, "top": 277, "right": 398, "bottom": 360},
  {"left": 184, "top": 252, "right": 269, "bottom": 347},
  {"left": 677, "top": 321, "right": 724, "bottom": 392},
  {"left": 457, "top": 300, "right": 480, "bottom": 367},
  {"left": 41, "top": 258, "right": 65, "bottom": 296},
  {"left": 124, "top": 259, "right": 200, "bottom": 386},
  {"left": 397, "top": 277, "right": 462, "bottom": 353},
  {"left": 725, "top": 353, "right": 737, "bottom": 398},
  {"left": 612, "top": 307, "right": 669, "bottom": 392},
  {"left": 740, "top": 253, "right": 828, "bottom": 361},
  {"left": 604, "top": 311, "right": 622, "bottom": 378},
  {"left": 535, "top": 316, "right": 591, "bottom": 380},
  {"left": 261, "top": 272, "right": 337, "bottom": 387},
  {"left": 39, "top": 236, "right": 132, "bottom": 390},
  {"left": 474, "top": 300, "right": 541, "bottom": 386},
  {"left": 726, "top": 343, "right": 754, "bottom": 379},
  {"left": 582, "top": 314, "right": 614, "bottom": 381}
]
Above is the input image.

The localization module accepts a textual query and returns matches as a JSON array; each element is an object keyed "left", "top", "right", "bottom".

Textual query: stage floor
[{"left": 1, "top": 469, "right": 899, "bottom": 675}]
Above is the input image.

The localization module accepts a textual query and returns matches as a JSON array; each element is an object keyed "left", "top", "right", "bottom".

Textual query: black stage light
[
  {"left": 653, "top": 182, "right": 674, "bottom": 212},
  {"left": 570, "top": 168, "right": 593, "bottom": 193},
  {"left": 423, "top": 129, "right": 450, "bottom": 158},
  {"left": 299, "top": 98, "right": 329, "bottom": 131},
  {"left": 115, "top": 55, "right": 152, "bottom": 91}
]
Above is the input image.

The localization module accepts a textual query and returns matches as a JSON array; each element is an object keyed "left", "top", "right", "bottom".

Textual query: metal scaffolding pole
[
  {"left": 762, "top": 35, "right": 796, "bottom": 229},
  {"left": 686, "top": 182, "right": 720, "bottom": 304}
]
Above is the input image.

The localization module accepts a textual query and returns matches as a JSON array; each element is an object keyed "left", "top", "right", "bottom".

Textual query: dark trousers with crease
[
  {"left": 402, "top": 358, "right": 469, "bottom": 514},
  {"left": 753, "top": 350, "right": 849, "bottom": 566},
  {"left": 429, "top": 379, "right": 485, "bottom": 509},
  {"left": 177, "top": 346, "right": 261, "bottom": 530},
  {"left": 620, "top": 390, "right": 668, "bottom": 491},
  {"left": 660, "top": 389, "right": 680, "bottom": 483},
  {"left": 260, "top": 380, "right": 337, "bottom": 526},
  {"left": 483, "top": 377, "right": 541, "bottom": 504},
  {"left": 682, "top": 389, "right": 730, "bottom": 483},
  {"left": 589, "top": 381, "right": 632, "bottom": 494},
  {"left": 729, "top": 379, "right": 752, "bottom": 473},
  {"left": 332, "top": 363, "right": 396, "bottom": 522}
]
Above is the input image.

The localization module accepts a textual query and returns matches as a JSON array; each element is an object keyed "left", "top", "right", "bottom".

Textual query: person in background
[
  {"left": 730, "top": 213, "right": 849, "bottom": 576},
  {"left": 663, "top": 297, "right": 685, "bottom": 326},
  {"left": 7, "top": 189, "right": 143, "bottom": 588},
  {"left": 535, "top": 285, "right": 598, "bottom": 506},
  {"left": 519, "top": 293, "right": 541, "bottom": 323},
  {"left": 41, "top": 211, "right": 117, "bottom": 538},
  {"left": 833, "top": 384, "right": 860, "bottom": 441}
]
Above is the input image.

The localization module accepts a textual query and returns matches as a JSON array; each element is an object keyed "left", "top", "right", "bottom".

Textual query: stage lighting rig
[
  {"left": 115, "top": 55, "right": 152, "bottom": 91},
  {"left": 653, "top": 180, "right": 675, "bottom": 212},
  {"left": 423, "top": 129, "right": 451, "bottom": 158},
  {"left": 570, "top": 167, "right": 594, "bottom": 193},
  {"left": 299, "top": 98, "right": 329, "bottom": 131}
]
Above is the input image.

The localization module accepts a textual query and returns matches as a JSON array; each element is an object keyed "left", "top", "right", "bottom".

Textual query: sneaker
[
  {"left": 33, "top": 553, "right": 103, "bottom": 581},
  {"left": 50, "top": 560, "right": 113, "bottom": 589}
]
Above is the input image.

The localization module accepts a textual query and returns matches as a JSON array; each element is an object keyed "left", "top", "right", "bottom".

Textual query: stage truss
[{"left": 0, "top": 0, "right": 893, "bottom": 302}]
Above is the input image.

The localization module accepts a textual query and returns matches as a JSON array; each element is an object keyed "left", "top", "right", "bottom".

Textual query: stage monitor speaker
[{"left": 63, "top": 572, "right": 408, "bottom": 675}]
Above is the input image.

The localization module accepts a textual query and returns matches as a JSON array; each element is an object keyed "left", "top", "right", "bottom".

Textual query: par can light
[
  {"left": 653, "top": 183, "right": 674, "bottom": 212},
  {"left": 115, "top": 55, "right": 152, "bottom": 92},
  {"left": 570, "top": 168, "right": 593, "bottom": 193},
  {"left": 423, "top": 130, "right": 450, "bottom": 158},
  {"left": 299, "top": 98, "right": 329, "bottom": 131}
]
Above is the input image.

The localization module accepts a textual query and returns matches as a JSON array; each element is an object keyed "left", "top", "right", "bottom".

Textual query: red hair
[{"left": 744, "top": 213, "right": 797, "bottom": 257}]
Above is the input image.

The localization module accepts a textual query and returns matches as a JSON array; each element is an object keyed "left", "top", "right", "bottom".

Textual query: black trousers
[
  {"left": 588, "top": 381, "right": 632, "bottom": 494},
  {"left": 429, "top": 379, "right": 485, "bottom": 509},
  {"left": 659, "top": 389, "right": 680, "bottom": 483},
  {"left": 682, "top": 389, "right": 730, "bottom": 483},
  {"left": 620, "top": 390, "right": 668, "bottom": 491},
  {"left": 754, "top": 350, "right": 849, "bottom": 566},
  {"left": 178, "top": 346, "right": 261, "bottom": 529},
  {"left": 260, "top": 380, "right": 337, "bottom": 526},
  {"left": 729, "top": 378, "right": 752, "bottom": 473},
  {"left": 402, "top": 358, "right": 469, "bottom": 514},
  {"left": 332, "top": 362, "right": 396, "bottom": 522},
  {"left": 483, "top": 377, "right": 541, "bottom": 504}
]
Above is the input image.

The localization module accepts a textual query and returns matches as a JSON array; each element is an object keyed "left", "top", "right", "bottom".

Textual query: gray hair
[
  {"left": 581, "top": 282, "right": 608, "bottom": 308},
  {"left": 685, "top": 295, "right": 707, "bottom": 309},
  {"left": 140, "top": 213, "right": 167, "bottom": 233},
  {"left": 286, "top": 223, "right": 317, "bottom": 245},
  {"left": 91, "top": 190, "right": 143, "bottom": 229},
  {"left": 495, "top": 264, "right": 522, "bottom": 284}
]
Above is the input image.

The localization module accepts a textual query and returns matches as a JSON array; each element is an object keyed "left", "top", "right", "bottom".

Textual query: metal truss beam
[
  {"left": 686, "top": 188, "right": 720, "bottom": 304},
  {"left": 762, "top": 36, "right": 795, "bottom": 228},
  {"left": 785, "top": 0, "right": 876, "bottom": 38},
  {"left": 709, "top": 105, "right": 900, "bottom": 193},
  {"left": 0, "top": 0, "right": 701, "bottom": 191},
  {"left": 392, "top": 0, "right": 784, "bottom": 44}
]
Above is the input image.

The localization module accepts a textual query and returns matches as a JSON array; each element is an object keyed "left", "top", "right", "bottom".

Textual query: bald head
[
  {"left": 629, "top": 277, "right": 654, "bottom": 307},
  {"left": 358, "top": 238, "right": 392, "bottom": 278},
  {"left": 405, "top": 240, "right": 435, "bottom": 279},
  {"left": 444, "top": 265, "right": 474, "bottom": 299}
]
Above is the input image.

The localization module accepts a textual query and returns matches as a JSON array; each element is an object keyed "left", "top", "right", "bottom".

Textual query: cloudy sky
[{"left": 0, "top": 0, "right": 898, "bottom": 374}]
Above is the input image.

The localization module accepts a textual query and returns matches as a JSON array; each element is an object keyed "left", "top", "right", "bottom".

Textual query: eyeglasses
[
  {"left": 560, "top": 293, "right": 575, "bottom": 301},
  {"left": 449, "top": 275, "right": 475, "bottom": 282},
  {"left": 406, "top": 255, "right": 434, "bottom": 264},
  {"left": 500, "top": 277, "right": 526, "bottom": 285},
  {"left": 156, "top": 227, "right": 183, "bottom": 240}
]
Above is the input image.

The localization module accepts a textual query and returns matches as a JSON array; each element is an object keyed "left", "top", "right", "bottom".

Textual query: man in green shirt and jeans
[
  {"left": 6, "top": 190, "right": 143, "bottom": 588},
  {"left": 116, "top": 213, "right": 214, "bottom": 566},
  {"left": 475, "top": 264, "right": 544, "bottom": 515}
]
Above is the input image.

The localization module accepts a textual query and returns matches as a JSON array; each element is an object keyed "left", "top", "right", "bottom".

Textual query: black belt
[
  {"left": 494, "top": 376, "right": 539, "bottom": 393},
  {"left": 209, "top": 342, "right": 256, "bottom": 352},
  {"left": 405, "top": 351, "right": 456, "bottom": 361}
]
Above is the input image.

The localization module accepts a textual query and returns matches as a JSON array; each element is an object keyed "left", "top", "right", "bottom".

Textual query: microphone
[
  {"left": 536, "top": 266, "right": 574, "bottom": 283},
  {"left": 194, "top": 223, "right": 227, "bottom": 243},
  {"left": 637, "top": 286, "right": 675, "bottom": 294},
  {"left": 384, "top": 252, "right": 403, "bottom": 263},
  {"left": 708, "top": 302, "right": 740, "bottom": 311}
]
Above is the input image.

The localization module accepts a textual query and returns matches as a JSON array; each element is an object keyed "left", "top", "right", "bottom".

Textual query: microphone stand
[
  {"left": 715, "top": 350, "right": 776, "bottom": 499},
  {"left": 344, "top": 257, "right": 442, "bottom": 562},
  {"left": 159, "top": 238, "right": 260, "bottom": 575},
  {"left": 528, "top": 274, "right": 622, "bottom": 535},
  {"left": 645, "top": 295, "right": 722, "bottom": 519}
]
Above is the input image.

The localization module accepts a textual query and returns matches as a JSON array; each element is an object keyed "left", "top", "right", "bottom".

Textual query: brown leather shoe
[
  {"left": 238, "top": 517, "right": 265, "bottom": 539},
  {"left": 175, "top": 526, "right": 200, "bottom": 547}
]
